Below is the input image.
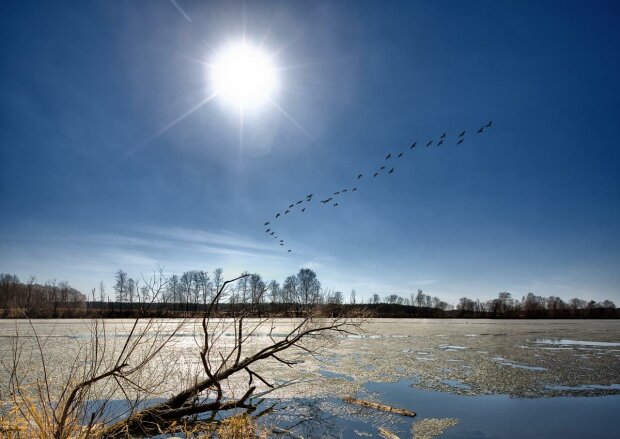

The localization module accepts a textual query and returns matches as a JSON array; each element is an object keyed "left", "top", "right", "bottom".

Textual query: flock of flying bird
[{"left": 263, "top": 121, "right": 494, "bottom": 253}]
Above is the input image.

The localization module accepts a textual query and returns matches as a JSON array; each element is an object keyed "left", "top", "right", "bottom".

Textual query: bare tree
[
  {"left": 1, "top": 272, "right": 365, "bottom": 438},
  {"left": 113, "top": 270, "right": 128, "bottom": 303},
  {"left": 268, "top": 280, "right": 280, "bottom": 304},
  {"left": 415, "top": 289, "right": 425, "bottom": 307},
  {"left": 249, "top": 273, "right": 266, "bottom": 305},
  {"left": 98, "top": 281, "right": 105, "bottom": 303},
  {"left": 327, "top": 291, "right": 344, "bottom": 305},
  {"left": 212, "top": 268, "right": 224, "bottom": 300},
  {"left": 296, "top": 269, "right": 321, "bottom": 306},
  {"left": 282, "top": 275, "right": 298, "bottom": 305}
]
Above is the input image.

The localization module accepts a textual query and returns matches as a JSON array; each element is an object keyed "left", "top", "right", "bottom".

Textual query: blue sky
[{"left": 1, "top": 1, "right": 619, "bottom": 303}]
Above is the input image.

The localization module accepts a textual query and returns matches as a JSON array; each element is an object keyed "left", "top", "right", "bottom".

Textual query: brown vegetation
[{"left": 0, "top": 271, "right": 366, "bottom": 438}]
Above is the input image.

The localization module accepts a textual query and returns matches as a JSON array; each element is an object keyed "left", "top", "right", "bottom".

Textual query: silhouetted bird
[
  {"left": 459, "top": 130, "right": 465, "bottom": 137},
  {"left": 457, "top": 139, "right": 464, "bottom": 145},
  {"left": 280, "top": 239, "right": 283, "bottom": 242},
  {"left": 275, "top": 213, "right": 281, "bottom": 218},
  {"left": 477, "top": 126, "right": 484, "bottom": 133},
  {"left": 334, "top": 191, "right": 340, "bottom": 195},
  {"left": 486, "top": 121, "right": 492, "bottom": 128},
  {"left": 265, "top": 229, "right": 271, "bottom": 233},
  {"left": 288, "top": 249, "right": 292, "bottom": 252},
  {"left": 280, "top": 243, "right": 284, "bottom": 246},
  {"left": 410, "top": 142, "right": 417, "bottom": 149},
  {"left": 264, "top": 222, "right": 270, "bottom": 226},
  {"left": 380, "top": 166, "right": 386, "bottom": 170},
  {"left": 326, "top": 197, "right": 332, "bottom": 203},
  {"left": 440, "top": 133, "right": 446, "bottom": 139},
  {"left": 307, "top": 193, "right": 313, "bottom": 198},
  {"left": 397, "top": 152, "right": 403, "bottom": 158},
  {"left": 334, "top": 203, "right": 339, "bottom": 207},
  {"left": 357, "top": 174, "right": 363, "bottom": 179},
  {"left": 374, "top": 172, "right": 379, "bottom": 178},
  {"left": 289, "top": 204, "right": 294, "bottom": 208},
  {"left": 301, "top": 208, "right": 306, "bottom": 212},
  {"left": 385, "top": 153, "right": 391, "bottom": 160},
  {"left": 426, "top": 140, "right": 433, "bottom": 147},
  {"left": 389, "top": 168, "right": 394, "bottom": 174},
  {"left": 270, "top": 232, "right": 274, "bottom": 236},
  {"left": 296, "top": 200, "right": 302, "bottom": 204},
  {"left": 285, "top": 210, "right": 290, "bottom": 214},
  {"left": 437, "top": 140, "right": 444, "bottom": 146},
  {"left": 342, "top": 189, "right": 347, "bottom": 193},
  {"left": 352, "top": 187, "right": 357, "bottom": 191}
]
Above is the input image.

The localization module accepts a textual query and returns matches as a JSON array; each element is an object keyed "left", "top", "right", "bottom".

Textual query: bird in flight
[
  {"left": 486, "top": 121, "right": 492, "bottom": 128},
  {"left": 437, "top": 140, "right": 444, "bottom": 146},
  {"left": 397, "top": 152, "right": 403, "bottom": 158},
  {"left": 280, "top": 243, "right": 284, "bottom": 246},
  {"left": 275, "top": 213, "right": 280, "bottom": 218},
  {"left": 325, "top": 197, "right": 333, "bottom": 203},
  {"left": 265, "top": 228, "right": 271, "bottom": 233},
  {"left": 457, "top": 139, "right": 464, "bottom": 145},
  {"left": 426, "top": 140, "right": 433, "bottom": 147},
  {"left": 334, "top": 203, "right": 339, "bottom": 207},
  {"left": 342, "top": 189, "right": 348, "bottom": 193},
  {"left": 307, "top": 193, "right": 313, "bottom": 198},
  {"left": 373, "top": 172, "right": 379, "bottom": 178},
  {"left": 301, "top": 208, "right": 306, "bottom": 212},
  {"left": 380, "top": 166, "right": 386, "bottom": 170},
  {"left": 352, "top": 187, "right": 357, "bottom": 191},
  {"left": 410, "top": 142, "right": 417, "bottom": 149},
  {"left": 459, "top": 130, "right": 465, "bottom": 137},
  {"left": 389, "top": 168, "right": 394, "bottom": 174},
  {"left": 264, "top": 222, "right": 270, "bottom": 226},
  {"left": 296, "top": 200, "right": 303, "bottom": 205},
  {"left": 285, "top": 210, "right": 290, "bottom": 214},
  {"left": 288, "top": 249, "right": 292, "bottom": 253},
  {"left": 270, "top": 232, "right": 274, "bottom": 236},
  {"left": 385, "top": 153, "right": 392, "bottom": 160},
  {"left": 334, "top": 191, "right": 340, "bottom": 195},
  {"left": 477, "top": 126, "right": 484, "bottom": 133},
  {"left": 357, "top": 174, "right": 363, "bottom": 179},
  {"left": 288, "top": 204, "right": 294, "bottom": 208},
  {"left": 440, "top": 133, "right": 446, "bottom": 139},
  {"left": 280, "top": 239, "right": 283, "bottom": 242}
]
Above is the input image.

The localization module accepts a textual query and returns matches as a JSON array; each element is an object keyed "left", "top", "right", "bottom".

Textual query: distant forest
[{"left": 0, "top": 270, "right": 617, "bottom": 319}]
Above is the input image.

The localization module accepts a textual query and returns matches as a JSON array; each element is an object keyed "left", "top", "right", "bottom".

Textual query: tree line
[
  {"left": 0, "top": 273, "right": 86, "bottom": 317},
  {"left": 1, "top": 270, "right": 617, "bottom": 318},
  {"left": 455, "top": 291, "right": 617, "bottom": 318}
]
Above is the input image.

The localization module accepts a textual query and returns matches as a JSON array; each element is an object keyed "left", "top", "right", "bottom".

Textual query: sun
[{"left": 211, "top": 42, "right": 278, "bottom": 110}]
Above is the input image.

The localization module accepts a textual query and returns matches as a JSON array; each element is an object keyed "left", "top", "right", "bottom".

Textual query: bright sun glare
[{"left": 212, "top": 43, "right": 277, "bottom": 110}]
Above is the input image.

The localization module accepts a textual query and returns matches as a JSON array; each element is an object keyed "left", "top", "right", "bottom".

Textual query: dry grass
[
  {"left": 214, "top": 413, "right": 267, "bottom": 439},
  {"left": 0, "top": 392, "right": 103, "bottom": 439}
]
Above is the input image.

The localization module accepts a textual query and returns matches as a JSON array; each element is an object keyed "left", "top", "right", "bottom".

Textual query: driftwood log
[
  {"left": 343, "top": 397, "right": 416, "bottom": 417},
  {"left": 378, "top": 426, "right": 401, "bottom": 439}
]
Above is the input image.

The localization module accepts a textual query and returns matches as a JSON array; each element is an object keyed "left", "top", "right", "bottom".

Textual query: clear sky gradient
[{"left": 1, "top": 1, "right": 619, "bottom": 303}]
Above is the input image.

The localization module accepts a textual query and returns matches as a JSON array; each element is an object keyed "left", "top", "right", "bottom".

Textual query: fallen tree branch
[{"left": 343, "top": 397, "right": 416, "bottom": 417}]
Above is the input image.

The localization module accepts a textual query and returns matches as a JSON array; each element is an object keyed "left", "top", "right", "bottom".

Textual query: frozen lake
[{"left": 1, "top": 318, "right": 619, "bottom": 437}]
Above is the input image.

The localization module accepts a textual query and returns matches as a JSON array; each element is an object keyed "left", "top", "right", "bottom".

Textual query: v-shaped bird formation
[{"left": 263, "top": 121, "right": 494, "bottom": 253}]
